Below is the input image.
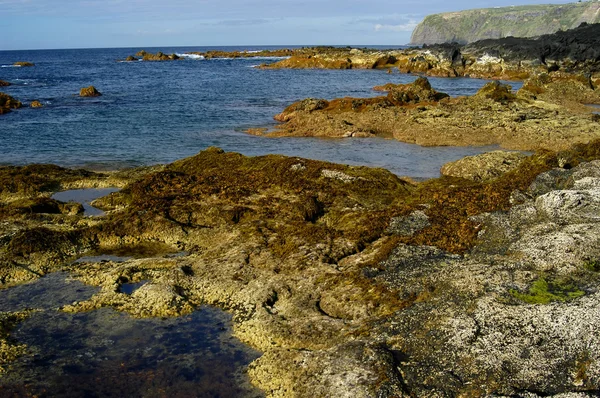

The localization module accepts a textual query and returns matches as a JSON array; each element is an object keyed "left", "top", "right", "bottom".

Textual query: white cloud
[{"left": 374, "top": 20, "right": 419, "bottom": 32}]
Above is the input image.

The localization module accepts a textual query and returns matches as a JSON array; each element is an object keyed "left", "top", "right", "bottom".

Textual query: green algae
[{"left": 510, "top": 278, "right": 585, "bottom": 305}]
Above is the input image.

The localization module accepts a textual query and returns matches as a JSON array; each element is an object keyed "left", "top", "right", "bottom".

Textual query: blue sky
[{"left": 0, "top": 0, "right": 576, "bottom": 50}]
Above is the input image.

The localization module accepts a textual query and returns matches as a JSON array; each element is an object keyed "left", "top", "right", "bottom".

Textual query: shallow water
[
  {"left": 51, "top": 187, "right": 120, "bottom": 216},
  {"left": 0, "top": 272, "right": 262, "bottom": 397},
  {"left": 1, "top": 47, "right": 521, "bottom": 178},
  {"left": 587, "top": 104, "right": 600, "bottom": 114},
  {"left": 74, "top": 254, "right": 131, "bottom": 263}
]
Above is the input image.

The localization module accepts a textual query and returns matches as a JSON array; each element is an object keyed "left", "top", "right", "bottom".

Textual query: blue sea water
[{"left": 0, "top": 46, "right": 521, "bottom": 178}]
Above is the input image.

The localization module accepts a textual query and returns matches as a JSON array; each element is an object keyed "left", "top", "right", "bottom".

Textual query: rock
[
  {"left": 79, "top": 86, "right": 102, "bottom": 97},
  {"left": 536, "top": 189, "right": 600, "bottom": 225},
  {"left": 519, "top": 72, "right": 600, "bottom": 107},
  {"left": 262, "top": 55, "right": 353, "bottom": 69},
  {"left": 441, "top": 151, "right": 527, "bottom": 181},
  {"left": 30, "top": 100, "right": 43, "bottom": 108},
  {"left": 125, "top": 55, "right": 137, "bottom": 62},
  {"left": 135, "top": 50, "right": 147, "bottom": 57},
  {"left": 141, "top": 51, "right": 180, "bottom": 61},
  {"left": 372, "top": 55, "right": 397, "bottom": 69},
  {"left": 383, "top": 77, "right": 449, "bottom": 105},
  {"left": 268, "top": 77, "right": 599, "bottom": 151},
  {"left": 13, "top": 62, "right": 34, "bottom": 67},
  {"left": 473, "top": 81, "right": 516, "bottom": 104},
  {"left": 5, "top": 142, "right": 600, "bottom": 396},
  {"left": 0, "top": 80, "right": 10, "bottom": 87},
  {"left": 0, "top": 92, "right": 22, "bottom": 115},
  {"left": 387, "top": 210, "right": 430, "bottom": 236}
]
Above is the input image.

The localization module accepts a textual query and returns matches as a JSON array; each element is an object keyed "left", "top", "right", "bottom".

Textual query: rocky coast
[
  {"left": 260, "top": 23, "right": 600, "bottom": 81},
  {"left": 2, "top": 19, "right": 600, "bottom": 397},
  {"left": 2, "top": 139, "right": 600, "bottom": 396}
]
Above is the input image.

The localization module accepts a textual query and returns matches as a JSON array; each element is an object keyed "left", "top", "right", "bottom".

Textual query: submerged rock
[
  {"left": 29, "top": 100, "right": 43, "bottom": 108},
  {"left": 79, "top": 86, "right": 101, "bottom": 97},
  {"left": 0, "top": 80, "right": 10, "bottom": 87},
  {"left": 13, "top": 62, "right": 34, "bottom": 67}
]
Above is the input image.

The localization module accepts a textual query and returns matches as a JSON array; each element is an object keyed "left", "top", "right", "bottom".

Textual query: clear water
[
  {"left": 1, "top": 47, "right": 521, "bottom": 178},
  {"left": 51, "top": 187, "right": 120, "bottom": 216},
  {"left": 587, "top": 104, "right": 600, "bottom": 114},
  {"left": 0, "top": 272, "right": 262, "bottom": 397}
]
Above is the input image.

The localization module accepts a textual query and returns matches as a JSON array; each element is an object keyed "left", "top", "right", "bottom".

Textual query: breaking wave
[{"left": 177, "top": 53, "right": 205, "bottom": 60}]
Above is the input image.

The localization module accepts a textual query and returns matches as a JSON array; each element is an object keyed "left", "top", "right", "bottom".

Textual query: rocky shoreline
[
  {"left": 2, "top": 22, "right": 600, "bottom": 397},
  {"left": 254, "top": 75, "right": 600, "bottom": 151},
  {"left": 2, "top": 139, "right": 600, "bottom": 396},
  {"left": 258, "top": 23, "right": 600, "bottom": 81}
]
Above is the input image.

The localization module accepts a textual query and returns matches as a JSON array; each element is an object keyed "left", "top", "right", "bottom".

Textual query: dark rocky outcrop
[
  {"left": 0, "top": 80, "right": 10, "bottom": 87},
  {"left": 464, "top": 22, "right": 600, "bottom": 68},
  {"left": 79, "top": 86, "right": 102, "bottom": 97}
]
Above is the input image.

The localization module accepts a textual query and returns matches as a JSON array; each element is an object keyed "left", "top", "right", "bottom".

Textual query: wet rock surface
[{"left": 2, "top": 142, "right": 600, "bottom": 396}]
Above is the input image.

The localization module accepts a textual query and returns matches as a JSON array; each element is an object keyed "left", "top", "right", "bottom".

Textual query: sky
[{"left": 0, "top": 0, "right": 578, "bottom": 50}]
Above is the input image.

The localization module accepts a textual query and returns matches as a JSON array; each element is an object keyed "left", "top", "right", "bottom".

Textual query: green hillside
[{"left": 410, "top": 2, "right": 600, "bottom": 45}]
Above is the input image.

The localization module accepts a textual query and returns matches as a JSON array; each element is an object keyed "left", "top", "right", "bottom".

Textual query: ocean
[{"left": 0, "top": 46, "right": 519, "bottom": 178}]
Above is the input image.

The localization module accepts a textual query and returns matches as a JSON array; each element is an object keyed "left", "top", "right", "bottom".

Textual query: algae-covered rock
[
  {"left": 0, "top": 92, "right": 22, "bottom": 115},
  {"left": 29, "top": 100, "right": 43, "bottom": 108},
  {"left": 473, "top": 81, "right": 516, "bottom": 104},
  {"left": 441, "top": 150, "right": 527, "bottom": 181},
  {"left": 269, "top": 76, "right": 599, "bottom": 150},
  {"left": 13, "top": 62, "right": 34, "bottom": 67},
  {"left": 5, "top": 140, "right": 600, "bottom": 396},
  {"left": 378, "top": 77, "right": 449, "bottom": 105},
  {"left": 79, "top": 86, "right": 102, "bottom": 97},
  {"left": 141, "top": 52, "right": 180, "bottom": 61},
  {"left": 519, "top": 72, "right": 600, "bottom": 108},
  {"left": 124, "top": 55, "right": 137, "bottom": 62}
]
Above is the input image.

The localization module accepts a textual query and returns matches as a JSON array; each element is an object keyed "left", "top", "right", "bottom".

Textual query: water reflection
[{"left": 0, "top": 273, "right": 262, "bottom": 397}]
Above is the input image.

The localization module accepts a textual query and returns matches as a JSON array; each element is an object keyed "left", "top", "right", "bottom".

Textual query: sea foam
[{"left": 178, "top": 53, "right": 205, "bottom": 60}]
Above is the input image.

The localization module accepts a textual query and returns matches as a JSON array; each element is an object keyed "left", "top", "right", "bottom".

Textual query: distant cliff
[{"left": 410, "top": 2, "right": 600, "bottom": 45}]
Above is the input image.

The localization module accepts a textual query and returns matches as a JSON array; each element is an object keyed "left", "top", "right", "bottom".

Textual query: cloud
[
  {"left": 216, "top": 18, "right": 275, "bottom": 26},
  {"left": 374, "top": 20, "right": 419, "bottom": 32}
]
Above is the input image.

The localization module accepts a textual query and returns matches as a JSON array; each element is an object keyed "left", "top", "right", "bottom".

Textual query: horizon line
[{"left": 0, "top": 43, "right": 413, "bottom": 52}]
